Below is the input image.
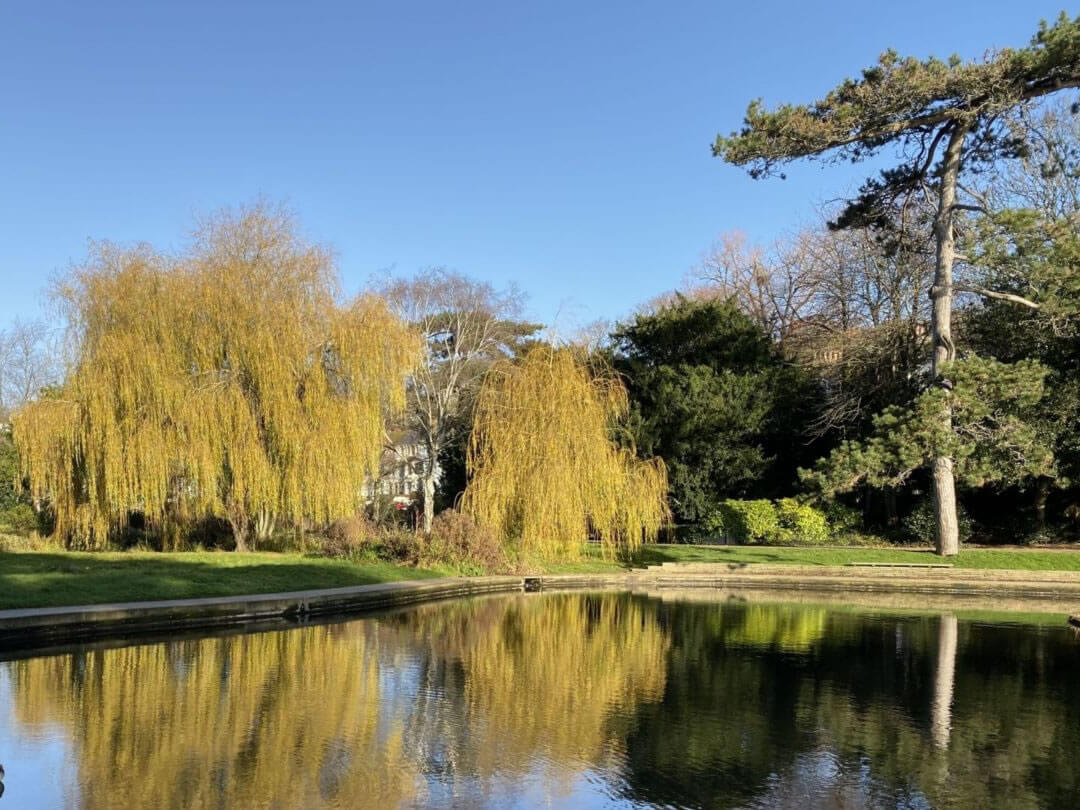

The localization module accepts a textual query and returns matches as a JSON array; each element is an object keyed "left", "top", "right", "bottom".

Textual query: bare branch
[{"left": 951, "top": 284, "right": 1040, "bottom": 309}]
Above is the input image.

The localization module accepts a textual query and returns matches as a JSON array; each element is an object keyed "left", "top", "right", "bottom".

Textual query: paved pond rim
[{"left": 3, "top": 566, "right": 1080, "bottom": 654}]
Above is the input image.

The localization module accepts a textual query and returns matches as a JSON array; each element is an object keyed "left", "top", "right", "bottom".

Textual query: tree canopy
[
  {"left": 716, "top": 14, "right": 1080, "bottom": 183},
  {"left": 461, "top": 345, "right": 669, "bottom": 561},
  {"left": 611, "top": 295, "right": 813, "bottom": 522},
  {"left": 13, "top": 206, "right": 420, "bottom": 549},
  {"left": 377, "top": 268, "right": 541, "bottom": 530}
]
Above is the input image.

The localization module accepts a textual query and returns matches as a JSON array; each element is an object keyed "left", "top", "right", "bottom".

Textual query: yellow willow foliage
[
  {"left": 462, "top": 345, "right": 669, "bottom": 560},
  {"left": 8, "top": 625, "right": 419, "bottom": 809},
  {"left": 12, "top": 208, "right": 420, "bottom": 548}
]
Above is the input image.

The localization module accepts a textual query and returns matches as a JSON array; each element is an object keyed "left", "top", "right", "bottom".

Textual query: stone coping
[
  {"left": 0, "top": 576, "right": 522, "bottom": 651},
  {"left": 3, "top": 564, "right": 1079, "bottom": 652}
]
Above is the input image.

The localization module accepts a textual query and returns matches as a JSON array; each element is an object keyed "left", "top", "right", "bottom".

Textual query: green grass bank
[{"left": 3, "top": 543, "right": 1080, "bottom": 611}]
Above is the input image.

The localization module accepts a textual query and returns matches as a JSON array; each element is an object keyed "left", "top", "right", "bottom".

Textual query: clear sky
[{"left": 0, "top": 1, "right": 1069, "bottom": 331}]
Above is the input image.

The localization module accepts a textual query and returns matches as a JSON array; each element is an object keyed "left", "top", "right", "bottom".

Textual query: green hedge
[
  {"left": 705, "top": 498, "right": 833, "bottom": 545},
  {"left": 776, "top": 498, "right": 829, "bottom": 544}
]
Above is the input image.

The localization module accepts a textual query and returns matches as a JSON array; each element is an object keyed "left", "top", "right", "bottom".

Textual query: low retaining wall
[
  {"left": 0, "top": 576, "right": 522, "bottom": 651},
  {"left": 3, "top": 564, "right": 1079, "bottom": 652}
]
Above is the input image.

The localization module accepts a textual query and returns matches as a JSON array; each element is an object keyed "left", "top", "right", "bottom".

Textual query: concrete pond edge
[{"left": 3, "top": 565, "right": 1080, "bottom": 652}]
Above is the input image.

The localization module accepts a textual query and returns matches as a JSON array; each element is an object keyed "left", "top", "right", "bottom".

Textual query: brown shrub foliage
[{"left": 423, "top": 510, "right": 512, "bottom": 574}]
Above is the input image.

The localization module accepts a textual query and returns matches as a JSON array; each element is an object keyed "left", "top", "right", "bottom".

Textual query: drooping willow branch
[
  {"left": 13, "top": 206, "right": 421, "bottom": 548},
  {"left": 462, "top": 345, "right": 669, "bottom": 561}
]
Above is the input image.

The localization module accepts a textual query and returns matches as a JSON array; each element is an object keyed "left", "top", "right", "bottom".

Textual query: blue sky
[{"left": 0, "top": 1, "right": 1069, "bottom": 331}]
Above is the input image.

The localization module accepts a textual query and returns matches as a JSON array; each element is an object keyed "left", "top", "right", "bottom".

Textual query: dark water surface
[{"left": 1, "top": 592, "right": 1078, "bottom": 809}]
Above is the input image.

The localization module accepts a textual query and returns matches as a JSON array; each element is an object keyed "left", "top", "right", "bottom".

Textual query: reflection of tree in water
[
  {"left": 6, "top": 596, "right": 1080, "bottom": 809},
  {"left": 619, "top": 603, "right": 1080, "bottom": 809},
  {"left": 10, "top": 625, "right": 418, "bottom": 809},
  {"left": 388, "top": 592, "right": 670, "bottom": 791}
]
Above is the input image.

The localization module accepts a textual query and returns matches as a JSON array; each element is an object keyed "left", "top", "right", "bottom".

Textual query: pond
[{"left": 0, "top": 591, "right": 1078, "bottom": 809}]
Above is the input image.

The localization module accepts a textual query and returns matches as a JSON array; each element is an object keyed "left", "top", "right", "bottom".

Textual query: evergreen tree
[
  {"left": 612, "top": 296, "right": 813, "bottom": 523},
  {"left": 716, "top": 14, "right": 1080, "bottom": 554}
]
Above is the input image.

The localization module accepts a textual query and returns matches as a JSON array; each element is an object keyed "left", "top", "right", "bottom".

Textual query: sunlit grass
[
  {"left": 2, "top": 543, "right": 1079, "bottom": 611},
  {"left": 542, "top": 543, "right": 1080, "bottom": 573},
  {"left": 0, "top": 551, "right": 452, "bottom": 610}
]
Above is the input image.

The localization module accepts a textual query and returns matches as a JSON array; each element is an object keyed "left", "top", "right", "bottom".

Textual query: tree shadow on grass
[{"left": 0, "top": 552, "right": 441, "bottom": 611}]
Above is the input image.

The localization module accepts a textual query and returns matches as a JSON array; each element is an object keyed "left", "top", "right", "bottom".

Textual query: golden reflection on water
[
  {"left": 10, "top": 625, "right": 417, "bottom": 809},
  {"left": 4, "top": 593, "right": 672, "bottom": 809},
  {"left": 396, "top": 593, "right": 670, "bottom": 781},
  {"left": 3, "top": 593, "right": 1078, "bottom": 810}
]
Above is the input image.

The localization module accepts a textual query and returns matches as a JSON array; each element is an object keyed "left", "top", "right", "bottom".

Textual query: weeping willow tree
[
  {"left": 461, "top": 345, "right": 668, "bottom": 560},
  {"left": 13, "top": 205, "right": 420, "bottom": 549}
]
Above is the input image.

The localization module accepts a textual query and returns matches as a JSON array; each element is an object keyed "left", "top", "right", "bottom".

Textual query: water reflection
[{"left": 1, "top": 592, "right": 1078, "bottom": 809}]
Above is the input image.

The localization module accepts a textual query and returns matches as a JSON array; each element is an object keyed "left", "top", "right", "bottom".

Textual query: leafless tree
[
  {"left": 0, "top": 319, "right": 61, "bottom": 419},
  {"left": 690, "top": 217, "right": 935, "bottom": 441},
  {"left": 377, "top": 268, "right": 536, "bottom": 532}
]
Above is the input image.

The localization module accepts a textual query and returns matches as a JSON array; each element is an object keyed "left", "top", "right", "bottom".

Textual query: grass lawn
[
  {"left": 543, "top": 543, "right": 1080, "bottom": 573},
  {"left": 0, "top": 550, "right": 452, "bottom": 611},
  {"left": 2, "top": 543, "right": 1080, "bottom": 611}
]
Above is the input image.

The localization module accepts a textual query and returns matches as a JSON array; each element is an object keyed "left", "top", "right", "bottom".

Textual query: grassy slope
[
  {"left": 0, "top": 551, "right": 451, "bottom": 610},
  {"left": 2, "top": 544, "right": 1080, "bottom": 610}
]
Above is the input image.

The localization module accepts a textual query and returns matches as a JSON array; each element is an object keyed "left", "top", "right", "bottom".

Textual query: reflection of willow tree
[
  {"left": 10, "top": 625, "right": 418, "bottom": 809},
  {"left": 8, "top": 597, "right": 1080, "bottom": 809},
  {"left": 620, "top": 604, "right": 1080, "bottom": 809},
  {"left": 392, "top": 593, "right": 670, "bottom": 783}
]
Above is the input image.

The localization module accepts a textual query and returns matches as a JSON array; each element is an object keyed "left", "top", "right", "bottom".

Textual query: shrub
[
  {"left": 775, "top": 499, "right": 829, "bottom": 544},
  {"left": 0, "top": 503, "right": 39, "bottom": 535},
  {"left": 322, "top": 514, "right": 378, "bottom": 558},
  {"left": 821, "top": 500, "right": 862, "bottom": 534},
  {"left": 715, "top": 499, "right": 780, "bottom": 544},
  {"left": 422, "top": 510, "right": 510, "bottom": 574},
  {"left": 903, "top": 498, "right": 974, "bottom": 546},
  {"left": 375, "top": 526, "right": 420, "bottom": 565}
]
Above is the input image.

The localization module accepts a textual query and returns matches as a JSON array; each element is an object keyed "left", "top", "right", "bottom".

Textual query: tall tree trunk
[
  {"left": 421, "top": 439, "right": 438, "bottom": 534},
  {"left": 254, "top": 507, "right": 276, "bottom": 543},
  {"left": 929, "top": 122, "right": 968, "bottom": 557},
  {"left": 884, "top": 488, "right": 898, "bottom": 527},
  {"left": 227, "top": 504, "right": 250, "bottom": 552}
]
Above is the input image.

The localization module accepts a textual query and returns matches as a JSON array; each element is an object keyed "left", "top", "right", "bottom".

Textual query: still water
[{"left": 0, "top": 592, "right": 1078, "bottom": 809}]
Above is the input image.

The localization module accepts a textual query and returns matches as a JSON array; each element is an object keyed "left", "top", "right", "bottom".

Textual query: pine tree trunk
[
  {"left": 929, "top": 122, "right": 968, "bottom": 557},
  {"left": 884, "top": 489, "right": 898, "bottom": 527}
]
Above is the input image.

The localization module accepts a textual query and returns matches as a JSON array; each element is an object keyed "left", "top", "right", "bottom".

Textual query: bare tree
[
  {"left": 693, "top": 231, "right": 818, "bottom": 343},
  {"left": 0, "top": 319, "right": 60, "bottom": 418},
  {"left": 377, "top": 268, "right": 537, "bottom": 533}
]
